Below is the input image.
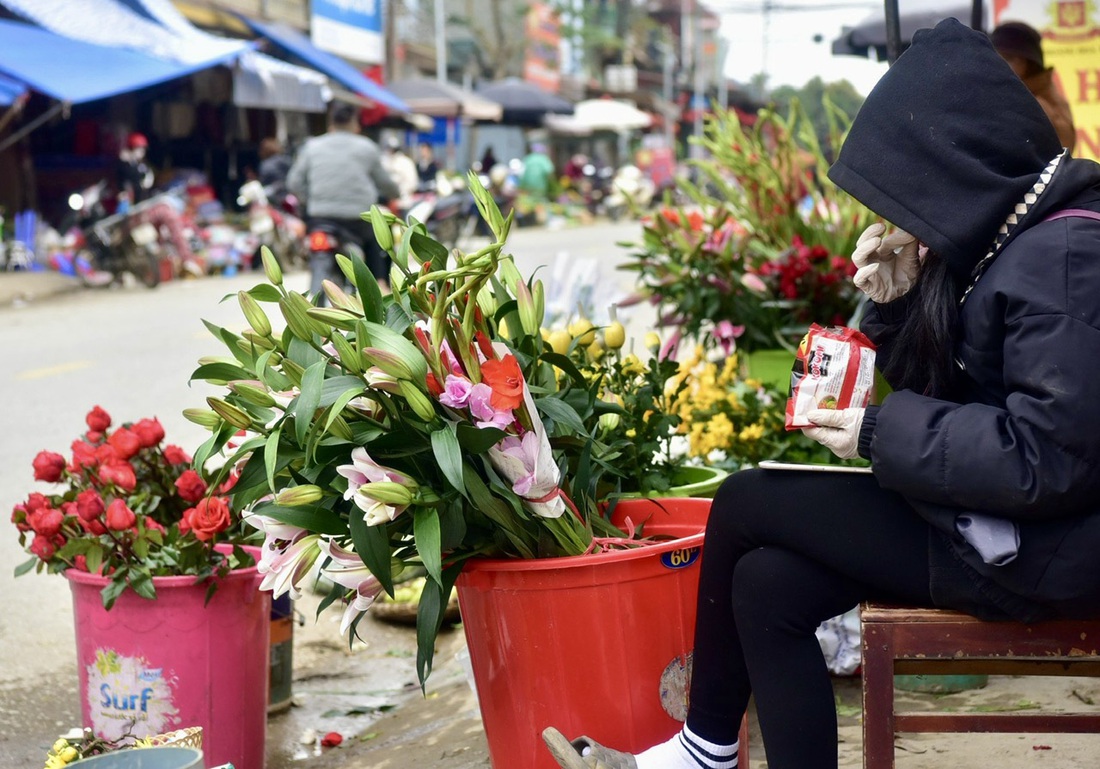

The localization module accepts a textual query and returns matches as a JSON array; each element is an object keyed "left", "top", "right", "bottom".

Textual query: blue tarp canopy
[
  {"left": 244, "top": 18, "right": 408, "bottom": 113},
  {"left": 0, "top": 18, "right": 244, "bottom": 104},
  {"left": 0, "top": 71, "right": 26, "bottom": 106}
]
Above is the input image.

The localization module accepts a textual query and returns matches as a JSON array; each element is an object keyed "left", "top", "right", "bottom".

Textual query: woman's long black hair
[{"left": 878, "top": 251, "right": 962, "bottom": 398}]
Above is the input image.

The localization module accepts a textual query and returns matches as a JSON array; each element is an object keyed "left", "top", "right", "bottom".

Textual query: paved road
[{"left": 0, "top": 220, "right": 648, "bottom": 767}]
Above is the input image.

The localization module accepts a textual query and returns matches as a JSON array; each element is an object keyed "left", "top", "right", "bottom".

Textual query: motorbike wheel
[
  {"left": 127, "top": 246, "right": 161, "bottom": 288},
  {"left": 433, "top": 216, "right": 462, "bottom": 251}
]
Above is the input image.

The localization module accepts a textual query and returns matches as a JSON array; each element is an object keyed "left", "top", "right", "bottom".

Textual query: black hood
[{"left": 828, "top": 18, "right": 1062, "bottom": 278}]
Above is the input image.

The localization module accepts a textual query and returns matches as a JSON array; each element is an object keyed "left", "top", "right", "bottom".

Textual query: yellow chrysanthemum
[{"left": 739, "top": 423, "right": 765, "bottom": 442}]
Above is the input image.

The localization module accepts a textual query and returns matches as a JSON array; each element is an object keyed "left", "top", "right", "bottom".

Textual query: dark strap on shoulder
[{"left": 1043, "top": 208, "right": 1100, "bottom": 223}]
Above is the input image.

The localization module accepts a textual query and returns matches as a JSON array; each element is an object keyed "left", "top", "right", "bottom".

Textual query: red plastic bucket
[
  {"left": 455, "top": 497, "right": 710, "bottom": 769},
  {"left": 66, "top": 546, "right": 269, "bottom": 769}
]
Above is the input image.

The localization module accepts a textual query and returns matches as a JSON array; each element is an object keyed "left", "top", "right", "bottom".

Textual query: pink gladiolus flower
[
  {"left": 438, "top": 374, "right": 474, "bottom": 409},
  {"left": 468, "top": 383, "right": 513, "bottom": 430}
]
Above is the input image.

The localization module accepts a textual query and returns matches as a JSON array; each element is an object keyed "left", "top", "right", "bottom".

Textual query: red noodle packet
[{"left": 785, "top": 324, "right": 877, "bottom": 431}]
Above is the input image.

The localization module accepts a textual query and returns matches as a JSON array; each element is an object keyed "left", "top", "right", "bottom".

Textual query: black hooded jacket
[{"left": 828, "top": 19, "right": 1100, "bottom": 621}]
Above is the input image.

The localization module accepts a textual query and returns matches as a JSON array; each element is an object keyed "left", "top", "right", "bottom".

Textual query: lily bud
[
  {"left": 330, "top": 333, "right": 363, "bottom": 374},
  {"left": 361, "top": 481, "right": 415, "bottom": 506},
  {"left": 261, "top": 245, "right": 283, "bottom": 286},
  {"left": 369, "top": 206, "right": 394, "bottom": 252},
  {"left": 279, "top": 296, "right": 316, "bottom": 341},
  {"left": 306, "top": 306, "right": 360, "bottom": 332},
  {"left": 532, "top": 280, "right": 545, "bottom": 328},
  {"left": 238, "top": 290, "right": 272, "bottom": 337},
  {"left": 323, "top": 280, "right": 361, "bottom": 313},
  {"left": 229, "top": 380, "right": 276, "bottom": 408},
  {"left": 514, "top": 279, "right": 539, "bottom": 337},
  {"left": 240, "top": 330, "right": 276, "bottom": 351},
  {"left": 280, "top": 358, "right": 305, "bottom": 387},
  {"left": 476, "top": 283, "right": 498, "bottom": 318},
  {"left": 328, "top": 415, "right": 355, "bottom": 441},
  {"left": 275, "top": 485, "right": 324, "bottom": 506},
  {"left": 183, "top": 408, "right": 222, "bottom": 429},
  {"left": 207, "top": 397, "right": 254, "bottom": 430},
  {"left": 398, "top": 380, "right": 437, "bottom": 421}
]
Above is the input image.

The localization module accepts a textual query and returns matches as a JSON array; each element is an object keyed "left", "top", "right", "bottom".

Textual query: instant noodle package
[{"left": 785, "top": 324, "right": 877, "bottom": 430}]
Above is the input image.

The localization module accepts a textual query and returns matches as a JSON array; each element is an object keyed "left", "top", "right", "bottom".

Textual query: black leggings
[{"left": 685, "top": 468, "right": 941, "bottom": 769}]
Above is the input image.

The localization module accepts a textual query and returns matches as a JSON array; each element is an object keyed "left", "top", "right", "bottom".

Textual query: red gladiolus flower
[
  {"left": 104, "top": 499, "right": 137, "bottom": 531},
  {"left": 480, "top": 354, "right": 525, "bottom": 411},
  {"left": 132, "top": 418, "right": 165, "bottom": 448},
  {"left": 28, "top": 534, "right": 57, "bottom": 561},
  {"left": 107, "top": 427, "right": 142, "bottom": 460},
  {"left": 98, "top": 461, "right": 137, "bottom": 492},
  {"left": 174, "top": 469, "right": 208, "bottom": 503},
  {"left": 32, "top": 451, "right": 66, "bottom": 483},
  {"left": 186, "top": 496, "right": 232, "bottom": 541},
  {"left": 85, "top": 406, "right": 111, "bottom": 433},
  {"left": 30, "top": 508, "right": 63, "bottom": 538},
  {"left": 71, "top": 440, "right": 97, "bottom": 471},
  {"left": 76, "top": 489, "right": 106, "bottom": 522},
  {"left": 426, "top": 372, "right": 443, "bottom": 397},
  {"left": 686, "top": 210, "right": 705, "bottom": 231},
  {"left": 163, "top": 445, "right": 191, "bottom": 465}
]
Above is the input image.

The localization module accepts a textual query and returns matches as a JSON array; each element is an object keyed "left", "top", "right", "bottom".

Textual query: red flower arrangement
[{"left": 12, "top": 406, "right": 255, "bottom": 608}]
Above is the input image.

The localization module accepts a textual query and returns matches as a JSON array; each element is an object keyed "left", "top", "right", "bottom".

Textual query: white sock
[{"left": 634, "top": 725, "right": 738, "bottom": 769}]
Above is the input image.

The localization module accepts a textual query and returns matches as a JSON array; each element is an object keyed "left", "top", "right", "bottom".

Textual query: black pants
[
  {"left": 686, "top": 468, "right": 942, "bottom": 769},
  {"left": 307, "top": 217, "right": 389, "bottom": 283}
]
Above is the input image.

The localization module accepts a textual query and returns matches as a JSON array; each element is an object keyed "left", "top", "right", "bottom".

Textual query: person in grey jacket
[
  {"left": 543, "top": 18, "right": 1100, "bottom": 769},
  {"left": 287, "top": 102, "right": 399, "bottom": 291}
]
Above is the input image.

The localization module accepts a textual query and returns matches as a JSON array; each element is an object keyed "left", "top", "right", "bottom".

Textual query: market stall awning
[
  {"left": 243, "top": 18, "right": 409, "bottom": 113},
  {"left": 0, "top": 18, "right": 244, "bottom": 104},
  {"left": 832, "top": 3, "right": 974, "bottom": 59},
  {"left": 475, "top": 78, "right": 573, "bottom": 125},
  {"left": 388, "top": 79, "right": 502, "bottom": 121},
  {"left": 234, "top": 51, "right": 331, "bottom": 113},
  {"left": 0, "top": 72, "right": 26, "bottom": 106},
  {"left": 545, "top": 99, "right": 652, "bottom": 135}
]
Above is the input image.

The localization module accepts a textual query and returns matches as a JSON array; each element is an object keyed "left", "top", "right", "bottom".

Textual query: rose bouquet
[
  {"left": 12, "top": 406, "right": 254, "bottom": 608},
  {"left": 190, "top": 182, "right": 697, "bottom": 686}
]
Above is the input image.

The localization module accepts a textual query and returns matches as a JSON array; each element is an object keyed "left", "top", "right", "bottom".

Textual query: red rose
[
  {"left": 24, "top": 493, "right": 50, "bottom": 513},
  {"left": 105, "top": 499, "right": 137, "bottom": 531},
  {"left": 480, "top": 354, "right": 525, "bottom": 411},
  {"left": 218, "top": 471, "right": 239, "bottom": 495},
  {"left": 29, "top": 507, "right": 63, "bottom": 538},
  {"left": 95, "top": 444, "right": 120, "bottom": 465},
  {"left": 85, "top": 430, "right": 103, "bottom": 443},
  {"left": 179, "top": 508, "right": 193, "bottom": 536},
  {"left": 186, "top": 496, "right": 231, "bottom": 541},
  {"left": 143, "top": 517, "right": 166, "bottom": 535},
  {"left": 79, "top": 516, "right": 107, "bottom": 536},
  {"left": 163, "top": 445, "right": 191, "bottom": 465},
  {"left": 28, "top": 534, "right": 57, "bottom": 561},
  {"left": 174, "top": 469, "right": 208, "bottom": 503},
  {"left": 132, "top": 418, "right": 165, "bottom": 448},
  {"left": 71, "top": 440, "right": 97, "bottom": 471},
  {"left": 107, "top": 427, "right": 141, "bottom": 460},
  {"left": 32, "top": 451, "right": 66, "bottom": 483},
  {"left": 74, "top": 555, "right": 88, "bottom": 572},
  {"left": 10, "top": 503, "right": 30, "bottom": 532},
  {"left": 98, "top": 461, "right": 137, "bottom": 492},
  {"left": 75, "top": 490, "right": 106, "bottom": 522},
  {"left": 85, "top": 406, "right": 111, "bottom": 433}
]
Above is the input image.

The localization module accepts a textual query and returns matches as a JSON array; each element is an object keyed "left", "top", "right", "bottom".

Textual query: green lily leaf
[
  {"left": 430, "top": 425, "right": 464, "bottom": 495},
  {"left": 349, "top": 506, "right": 395, "bottom": 596},
  {"left": 413, "top": 507, "right": 441, "bottom": 585},
  {"left": 294, "top": 361, "right": 326, "bottom": 447},
  {"left": 248, "top": 502, "right": 349, "bottom": 535}
]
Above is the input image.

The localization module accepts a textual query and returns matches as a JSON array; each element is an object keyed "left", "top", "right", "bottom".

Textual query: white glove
[
  {"left": 802, "top": 408, "right": 865, "bottom": 460},
  {"left": 851, "top": 223, "right": 920, "bottom": 303}
]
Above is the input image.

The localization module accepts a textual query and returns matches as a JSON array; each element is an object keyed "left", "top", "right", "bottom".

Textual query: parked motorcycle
[
  {"left": 304, "top": 220, "right": 365, "bottom": 304},
  {"left": 64, "top": 181, "right": 161, "bottom": 288},
  {"left": 237, "top": 179, "right": 306, "bottom": 271},
  {"left": 404, "top": 174, "right": 477, "bottom": 251}
]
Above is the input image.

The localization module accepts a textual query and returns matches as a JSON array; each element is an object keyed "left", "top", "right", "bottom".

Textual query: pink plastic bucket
[
  {"left": 66, "top": 546, "right": 269, "bottom": 769},
  {"left": 455, "top": 497, "right": 710, "bottom": 769}
]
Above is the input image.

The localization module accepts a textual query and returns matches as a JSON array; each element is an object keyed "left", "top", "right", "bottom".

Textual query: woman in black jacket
[{"left": 544, "top": 19, "right": 1100, "bottom": 769}]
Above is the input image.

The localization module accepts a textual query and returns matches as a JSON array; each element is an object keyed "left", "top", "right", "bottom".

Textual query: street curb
[{"left": 0, "top": 272, "right": 84, "bottom": 307}]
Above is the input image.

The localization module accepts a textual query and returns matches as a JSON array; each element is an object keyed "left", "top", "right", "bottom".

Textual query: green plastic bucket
[
  {"left": 70, "top": 747, "right": 203, "bottom": 768},
  {"left": 894, "top": 674, "right": 989, "bottom": 694}
]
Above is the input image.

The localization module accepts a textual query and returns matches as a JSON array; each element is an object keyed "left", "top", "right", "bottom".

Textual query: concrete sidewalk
[{"left": 0, "top": 269, "right": 85, "bottom": 307}]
